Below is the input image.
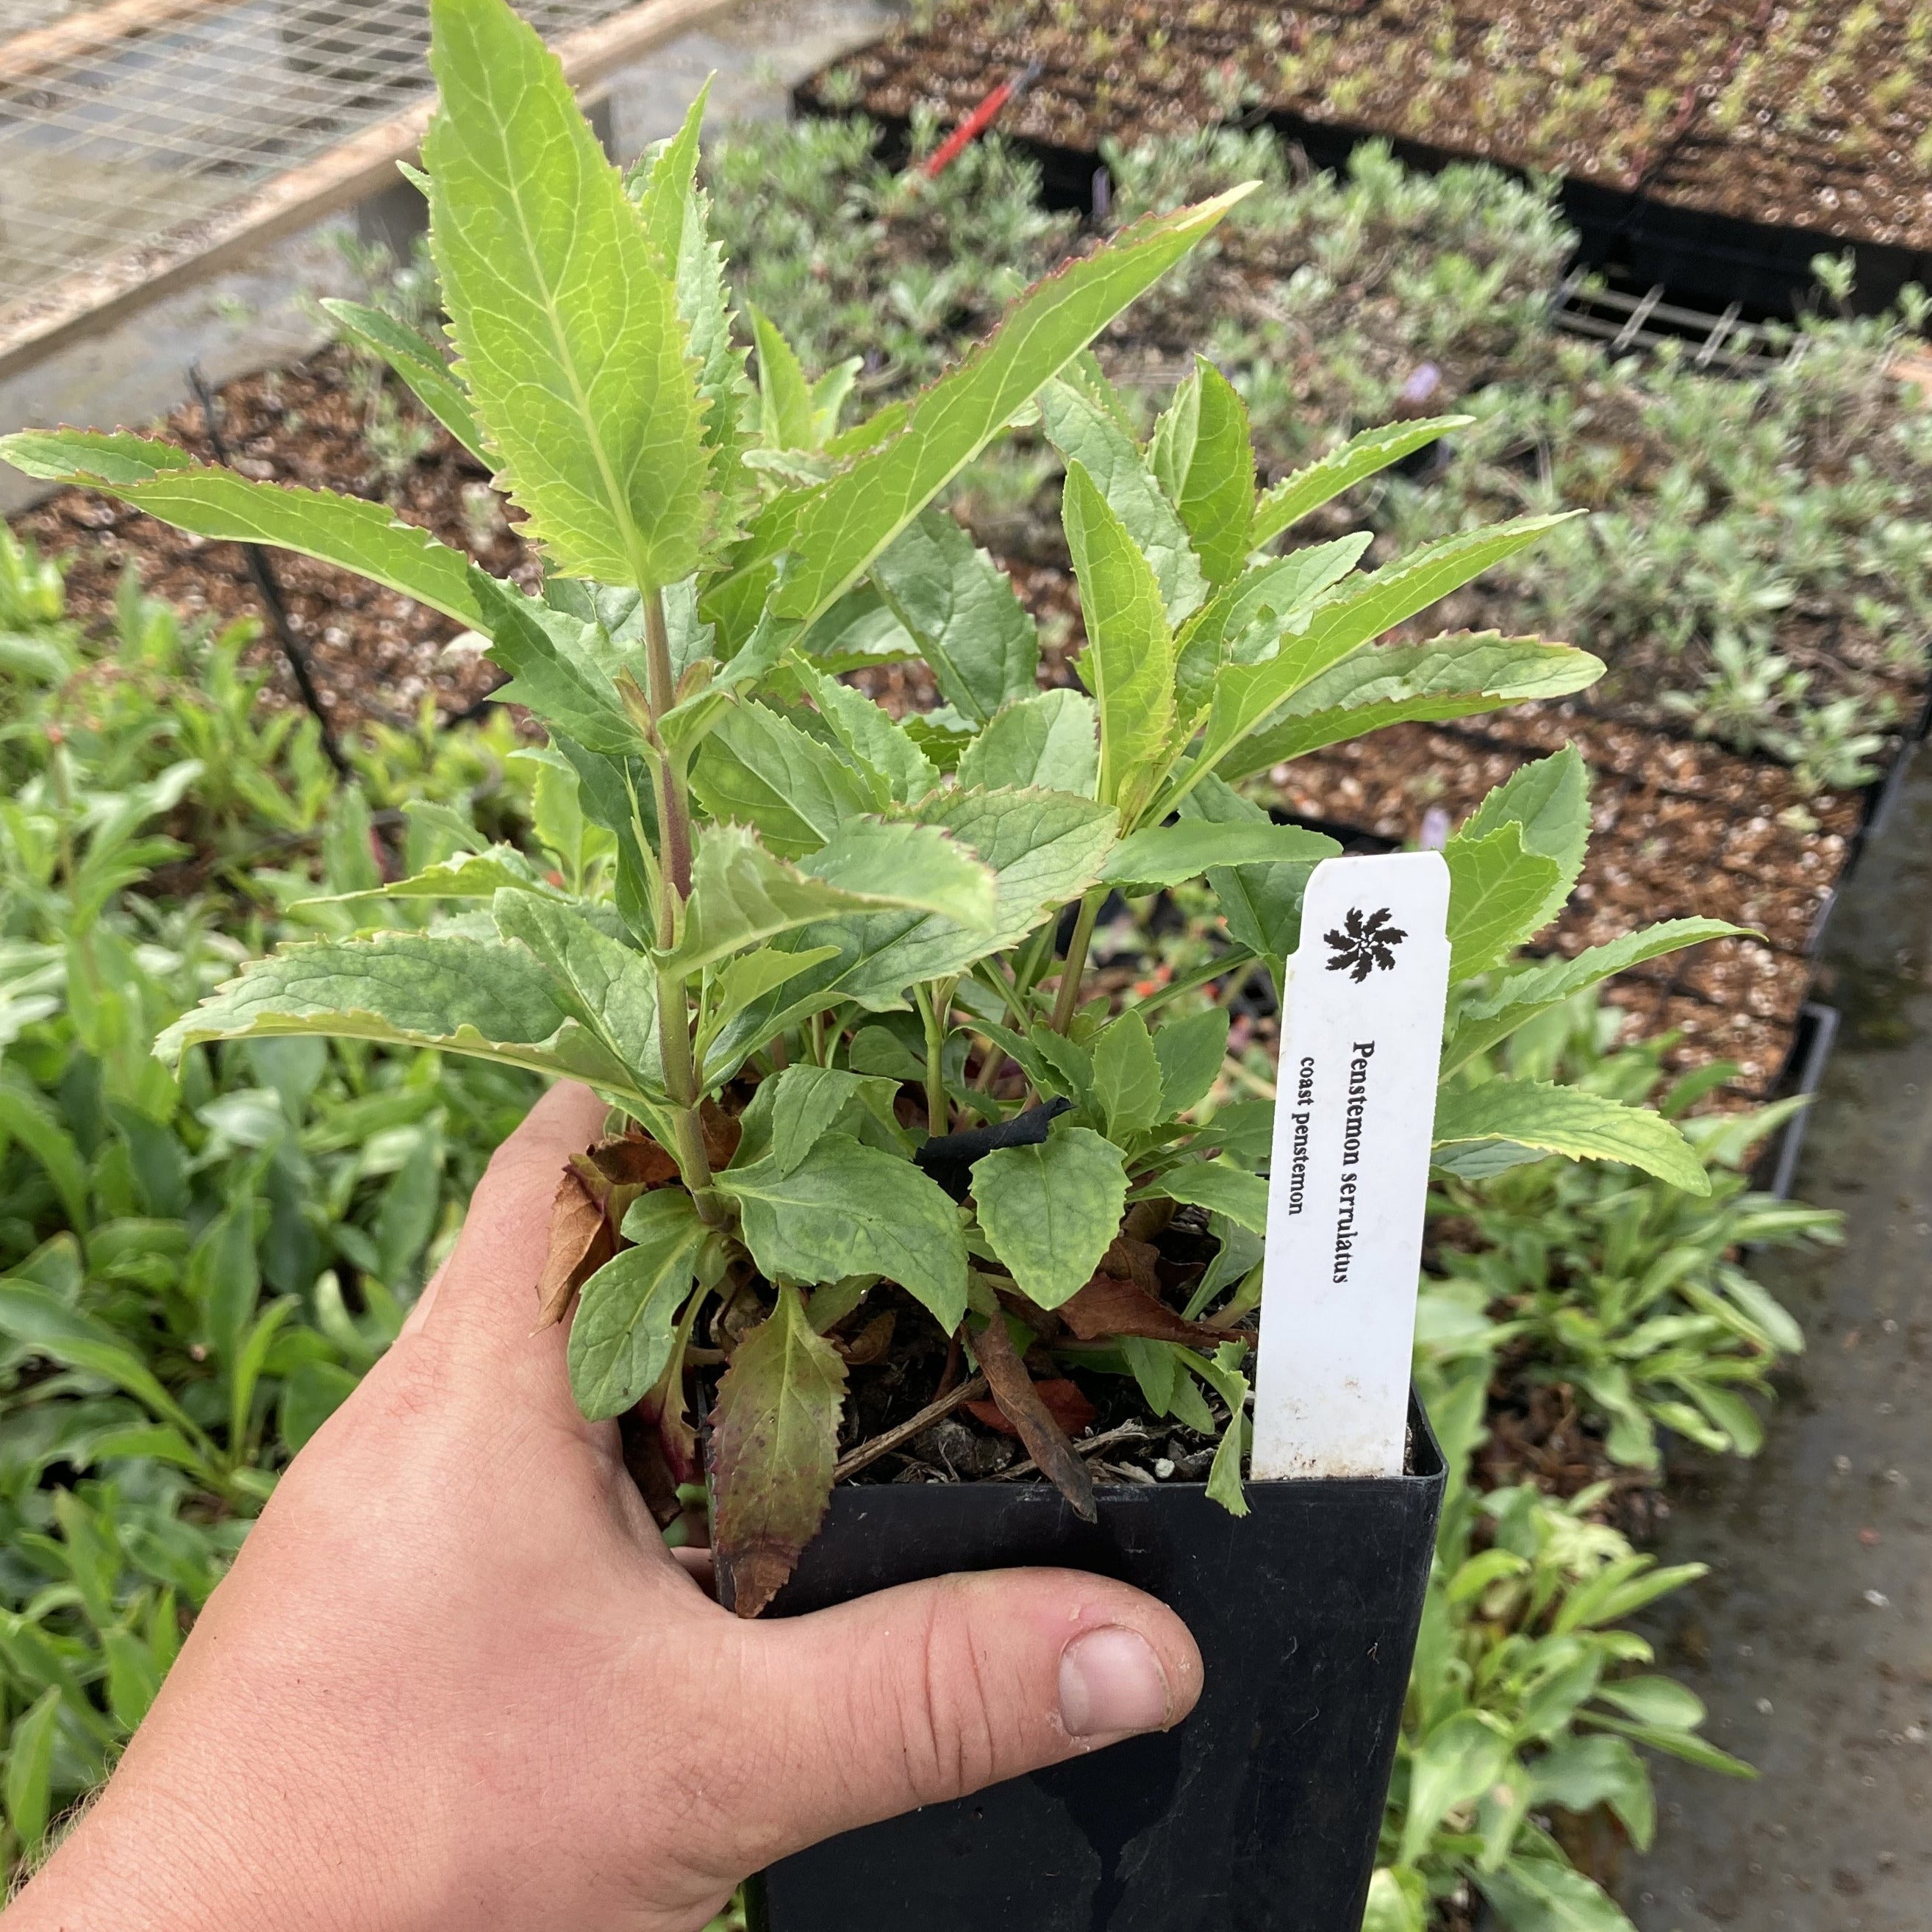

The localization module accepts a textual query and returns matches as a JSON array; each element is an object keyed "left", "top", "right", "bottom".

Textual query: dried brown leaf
[
  {"left": 833, "top": 1311, "right": 897, "bottom": 1367},
  {"left": 972, "top": 1315, "right": 1096, "bottom": 1520},
  {"left": 534, "top": 1165, "right": 612, "bottom": 1329},
  {"left": 586, "top": 1131, "right": 680, "bottom": 1187},
  {"left": 1059, "top": 1275, "right": 1234, "bottom": 1347},
  {"left": 1099, "top": 1234, "right": 1163, "bottom": 1294},
  {"left": 701, "top": 1097, "right": 742, "bottom": 1170}
]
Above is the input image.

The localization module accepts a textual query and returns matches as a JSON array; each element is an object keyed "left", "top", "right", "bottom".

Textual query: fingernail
[{"left": 1058, "top": 1626, "right": 1172, "bottom": 1738}]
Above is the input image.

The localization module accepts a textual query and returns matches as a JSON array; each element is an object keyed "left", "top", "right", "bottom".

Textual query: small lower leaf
[
  {"left": 971, "top": 1122, "right": 1128, "bottom": 1310},
  {"left": 711, "top": 1283, "right": 848, "bottom": 1617},
  {"left": 568, "top": 1190, "right": 709, "bottom": 1420}
]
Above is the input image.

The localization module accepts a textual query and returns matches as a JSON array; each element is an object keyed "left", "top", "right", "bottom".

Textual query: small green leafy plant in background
[
  {"left": 0, "top": 530, "right": 544, "bottom": 1870},
  {"left": 1430, "top": 992, "right": 1839, "bottom": 1470},
  {"left": 2, "top": 0, "right": 1734, "bottom": 1616},
  {"left": 1367, "top": 1330, "right": 1755, "bottom": 1932}
]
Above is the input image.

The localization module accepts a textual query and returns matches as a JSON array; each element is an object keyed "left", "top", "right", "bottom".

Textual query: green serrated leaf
[
  {"left": 971, "top": 1120, "right": 1127, "bottom": 1309},
  {"left": 568, "top": 1190, "right": 707, "bottom": 1419},
  {"left": 802, "top": 818, "right": 995, "bottom": 929},
  {"left": 1195, "top": 516, "right": 1570, "bottom": 786},
  {"left": 1101, "top": 818, "right": 1337, "bottom": 892},
  {"left": 301, "top": 844, "right": 552, "bottom": 908},
  {"left": 1148, "top": 355, "right": 1254, "bottom": 586},
  {"left": 425, "top": 0, "right": 707, "bottom": 587},
  {"left": 1178, "top": 773, "right": 1320, "bottom": 962},
  {"left": 1044, "top": 379, "right": 1206, "bottom": 621},
  {"left": 1443, "top": 919, "right": 1744, "bottom": 1073},
  {"left": 1151, "top": 1156, "right": 1269, "bottom": 1233},
  {"left": 1215, "top": 634, "right": 1606, "bottom": 783},
  {"left": 0, "top": 430, "right": 482, "bottom": 623},
  {"left": 956, "top": 688, "right": 1098, "bottom": 796},
  {"left": 1090, "top": 1009, "right": 1164, "bottom": 1139},
  {"left": 747, "top": 184, "right": 1254, "bottom": 629},
  {"left": 710, "top": 1281, "right": 848, "bottom": 1617},
  {"left": 492, "top": 888, "right": 659, "bottom": 1079},
  {"left": 153, "top": 931, "right": 632, "bottom": 1092},
  {"left": 320, "top": 298, "right": 486, "bottom": 461},
  {"left": 703, "top": 787, "right": 1119, "bottom": 1073},
  {"left": 798, "top": 585, "right": 920, "bottom": 673},
  {"left": 690, "top": 698, "right": 889, "bottom": 857},
  {"left": 872, "top": 507, "right": 1040, "bottom": 725},
  {"left": 674, "top": 820, "right": 992, "bottom": 976},
  {"left": 748, "top": 301, "right": 817, "bottom": 451},
  {"left": 1434, "top": 1079, "right": 1709, "bottom": 1193},
  {"left": 732, "top": 1065, "right": 892, "bottom": 1175},
  {"left": 781, "top": 657, "right": 937, "bottom": 803},
  {"left": 469, "top": 571, "right": 644, "bottom": 757},
  {"left": 1153, "top": 1006, "right": 1231, "bottom": 1116},
  {"left": 1173, "top": 534, "right": 1373, "bottom": 722},
  {"left": 1065, "top": 460, "right": 1174, "bottom": 820},
  {"left": 1460, "top": 747, "right": 1592, "bottom": 939},
  {"left": 720, "top": 1132, "right": 968, "bottom": 1329},
  {"left": 1248, "top": 415, "right": 1474, "bottom": 550},
  {"left": 1443, "top": 823, "right": 1564, "bottom": 980}
]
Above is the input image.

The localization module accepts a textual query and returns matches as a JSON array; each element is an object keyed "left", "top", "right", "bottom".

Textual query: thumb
[{"left": 714, "top": 1567, "right": 1203, "bottom": 1870}]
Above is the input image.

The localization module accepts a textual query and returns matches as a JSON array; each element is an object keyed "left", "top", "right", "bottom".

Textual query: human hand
[{"left": 6, "top": 1082, "right": 1202, "bottom": 1932}]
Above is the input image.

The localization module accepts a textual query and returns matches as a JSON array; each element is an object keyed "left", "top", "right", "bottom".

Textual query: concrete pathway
[{"left": 1623, "top": 756, "right": 1932, "bottom": 1931}]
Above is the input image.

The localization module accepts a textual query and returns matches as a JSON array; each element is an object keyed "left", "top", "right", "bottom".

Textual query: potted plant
[{"left": 0, "top": 1, "right": 1737, "bottom": 1922}]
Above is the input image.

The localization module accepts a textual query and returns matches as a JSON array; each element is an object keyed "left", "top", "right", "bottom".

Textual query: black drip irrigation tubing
[{"left": 185, "top": 364, "right": 351, "bottom": 777}]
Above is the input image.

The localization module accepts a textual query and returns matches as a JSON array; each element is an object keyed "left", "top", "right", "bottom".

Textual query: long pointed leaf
[
  {"left": 320, "top": 298, "right": 487, "bottom": 460},
  {"left": 0, "top": 431, "right": 482, "bottom": 623},
  {"left": 424, "top": 0, "right": 708, "bottom": 587},
  {"left": 756, "top": 183, "right": 1256, "bottom": 626},
  {"left": 1248, "top": 415, "right": 1473, "bottom": 550},
  {"left": 1216, "top": 634, "right": 1604, "bottom": 782},
  {"left": 1065, "top": 460, "right": 1173, "bottom": 820}
]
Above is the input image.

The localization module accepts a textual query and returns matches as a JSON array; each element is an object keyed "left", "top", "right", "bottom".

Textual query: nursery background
[{"left": 2, "top": 1, "right": 1930, "bottom": 1928}]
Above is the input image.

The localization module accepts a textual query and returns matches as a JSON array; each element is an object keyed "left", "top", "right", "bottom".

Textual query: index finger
[{"left": 421, "top": 1078, "right": 610, "bottom": 1364}]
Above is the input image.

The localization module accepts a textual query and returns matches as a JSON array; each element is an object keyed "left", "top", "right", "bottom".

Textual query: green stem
[
  {"left": 640, "top": 584, "right": 718, "bottom": 1220},
  {"left": 1050, "top": 888, "right": 1106, "bottom": 1034},
  {"left": 917, "top": 982, "right": 952, "bottom": 1136}
]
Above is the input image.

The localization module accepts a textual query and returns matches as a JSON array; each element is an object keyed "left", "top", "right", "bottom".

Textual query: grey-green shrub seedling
[{"left": 1, "top": 0, "right": 1739, "bottom": 1614}]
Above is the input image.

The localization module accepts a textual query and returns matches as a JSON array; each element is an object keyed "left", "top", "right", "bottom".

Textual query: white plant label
[{"left": 1251, "top": 851, "right": 1451, "bottom": 1481}]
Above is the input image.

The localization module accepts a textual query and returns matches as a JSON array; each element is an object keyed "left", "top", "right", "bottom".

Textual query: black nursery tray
[{"left": 738, "top": 1409, "right": 1447, "bottom": 1932}]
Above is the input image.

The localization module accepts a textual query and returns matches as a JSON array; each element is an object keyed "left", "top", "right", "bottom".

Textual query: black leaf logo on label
[{"left": 1324, "top": 906, "right": 1407, "bottom": 983}]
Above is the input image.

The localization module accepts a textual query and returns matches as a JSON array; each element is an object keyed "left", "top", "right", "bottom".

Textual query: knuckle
[{"left": 898, "top": 1582, "right": 1006, "bottom": 1806}]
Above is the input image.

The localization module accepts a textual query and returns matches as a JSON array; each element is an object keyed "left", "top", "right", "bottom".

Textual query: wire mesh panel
[{"left": 0, "top": 1, "right": 638, "bottom": 319}]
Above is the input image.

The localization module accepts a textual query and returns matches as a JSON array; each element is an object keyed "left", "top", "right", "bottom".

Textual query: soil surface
[
  {"left": 811, "top": 0, "right": 1932, "bottom": 253},
  {"left": 1616, "top": 749, "right": 1932, "bottom": 1932},
  {"left": 10, "top": 346, "right": 526, "bottom": 734}
]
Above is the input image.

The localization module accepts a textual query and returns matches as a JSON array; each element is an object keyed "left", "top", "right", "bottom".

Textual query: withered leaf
[
  {"left": 586, "top": 1131, "right": 680, "bottom": 1187},
  {"left": 966, "top": 1378, "right": 1098, "bottom": 1440},
  {"left": 1099, "top": 1234, "right": 1162, "bottom": 1295},
  {"left": 534, "top": 1164, "right": 612, "bottom": 1329},
  {"left": 701, "top": 1096, "right": 743, "bottom": 1170},
  {"left": 1059, "top": 1275, "right": 1235, "bottom": 1348},
  {"left": 833, "top": 1310, "right": 897, "bottom": 1366},
  {"left": 972, "top": 1314, "right": 1096, "bottom": 1521},
  {"left": 710, "top": 1284, "right": 848, "bottom": 1618}
]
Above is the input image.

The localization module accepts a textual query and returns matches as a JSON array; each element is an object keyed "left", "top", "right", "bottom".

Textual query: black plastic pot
[{"left": 736, "top": 1403, "right": 1445, "bottom": 1932}]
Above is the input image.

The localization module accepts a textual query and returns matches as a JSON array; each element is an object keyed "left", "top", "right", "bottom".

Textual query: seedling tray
[
  {"left": 737, "top": 1404, "right": 1446, "bottom": 1932},
  {"left": 805, "top": 0, "right": 1932, "bottom": 315}
]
